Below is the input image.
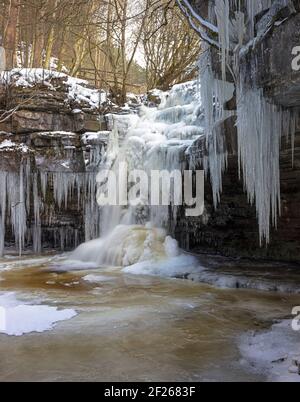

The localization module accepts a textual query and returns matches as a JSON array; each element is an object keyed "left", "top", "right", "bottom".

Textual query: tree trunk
[
  {"left": 4, "top": 0, "right": 20, "bottom": 69},
  {"left": 43, "top": 0, "right": 59, "bottom": 69},
  {"left": 32, "top": 9, "right": 45, "bottom": 68}
]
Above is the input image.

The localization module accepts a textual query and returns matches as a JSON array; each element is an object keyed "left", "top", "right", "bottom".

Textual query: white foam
[{"left": 70, "top": 224, "right": 180, "bottom": 268}]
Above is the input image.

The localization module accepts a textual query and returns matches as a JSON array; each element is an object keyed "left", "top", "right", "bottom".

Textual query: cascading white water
[
  {"left": 71, "top": 223, "right": 180, "bottom": 267},
  {"left": 70, "top": 81, "right": 204, "bottom": 268}
]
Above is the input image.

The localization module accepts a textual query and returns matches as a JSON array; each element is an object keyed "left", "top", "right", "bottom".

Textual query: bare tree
[
  {"left": 0, "top": 0, "right": 202, "bottom": 104},
  {"left": 3, "top": 0, "right": 21, "bottom": 69},
  {"left": 143, "top": 0, "right": 200, "bottom": 90}
]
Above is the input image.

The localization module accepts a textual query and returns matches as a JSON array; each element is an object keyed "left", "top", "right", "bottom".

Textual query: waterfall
[
  {"left": 70, "top": 81, "right": 204, "bottom": 267},
  {"left": 0, "top": 80, "right": 204, "bottom": 259}
]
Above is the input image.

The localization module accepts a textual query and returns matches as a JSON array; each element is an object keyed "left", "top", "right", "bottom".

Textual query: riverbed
[{"left": 0, "top": 254, "right": 299, "bottom": 382}]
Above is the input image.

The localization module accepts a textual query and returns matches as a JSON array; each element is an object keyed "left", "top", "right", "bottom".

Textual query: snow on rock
[
  {"left": 36, "top": 131, "right": 77, "bottom": 138},
  {"left": 81, "top": 131, "right": 110, "bottom": 145},
  {"left": 0, "top": 139, "right": 29, "bottom": 153},
  {"left": 0, "top": 68, "right": 107, "bottom": 110},
  {"left": 0, "top": 139, "right": 15, "bottom": 149}
]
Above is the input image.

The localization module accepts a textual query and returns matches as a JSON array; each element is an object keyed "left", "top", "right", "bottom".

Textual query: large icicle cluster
[
  {"left": 196, "top": 49, "right": 234, "bottom": 208},
  {"left": 236, "top": 87, "right": 289, "bottom": 244},
  {"left": 0, "top": 159, "right": 30, "bottom": 256},
  {"left": 196, "top": 0, "right": 297, "bottom": 244},
  {"left": 245, "top": 0, "right": 273, "bottom": 37},
  {"left": 0, "top": 135, "right": 106, "bottom": 256}
]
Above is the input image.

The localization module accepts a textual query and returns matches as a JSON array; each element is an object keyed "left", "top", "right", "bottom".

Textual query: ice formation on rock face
[
  {"left": 0, "top": 169, "right": 28, "bottom": 256},
  {"left": 99, "top": 81, "right": 204, "bottom": 231},
  {"left": 0, "top": 135, "right": 106, "bottom": 256},
  {"left": 236, "top": 68, "right": 298, "bottom": 244},
  {"left": 197, "top": 0, "right": 297, "bottom": 244},
  {"left": 215, "top": 0, "right": 231, "bottom": 80},
  {"left": 0, "top": 79, "right": 205, "bottom": 256},
  {"left": 236, "top": 87, "right": 281, "bottom": 244},
  {"left": 197, "top": 50, "right": 234, "bottom": 208}
]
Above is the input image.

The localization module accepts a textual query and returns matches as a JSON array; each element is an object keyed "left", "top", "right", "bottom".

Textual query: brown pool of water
[{"left": 0, "top": 256, "right": 298, "bottom": 382}]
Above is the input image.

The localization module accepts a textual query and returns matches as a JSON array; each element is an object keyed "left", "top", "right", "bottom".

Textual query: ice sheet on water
[
  {"left": 0, "top": 292, "right": 77, "bottom": 336},
  {"left": 123, "top": 254, "right": 201, "bottom": 278},
  {"left": 83, "top": 274, "right": 115, "bottom": 283},
  {"left": 239, "top": 320, "right": 300, "bottom": 382}
]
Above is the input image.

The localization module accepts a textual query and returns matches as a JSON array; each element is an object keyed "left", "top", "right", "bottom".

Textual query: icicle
[
  {"left": 286, "top": 108, "right": 298, "bottom": 167},
  {"left": 215, "top": 0, "right": 231, "bottom": 81},
  {"left": 40, "top": 172, "right": 48, "bottom": 198},
  {"left": 84, "top": 172, "right": 101, "bottom": 241},
  {"left": 6, "top": 166, "right": 27, "bottom": 255},
  {"left": 236, "top": 86, "right": 288, "bottom": 245},
  {"left": 33, "top": 173, "right": 42, "bottom": 254},
  {"left": 198, "top": 50, "right": 234, "bottom": 208},
  {"left": 0, "top": 172, "right": 7, "bottom": 256},
  {"left": 245, "top": 0, "right": 273, "bottom": 38}
]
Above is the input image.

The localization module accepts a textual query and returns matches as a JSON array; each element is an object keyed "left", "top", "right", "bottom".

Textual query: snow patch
[
  {"left": 83, "top": 274, "right": 115, "bottom": 283},
  {"left": 0, "top": 68, "right": 107, "bottom": 110},
  {"left": 0, "top": 292, "right": 77, "bottom": 337},
  {"left": 240, "top": 320, "right": 300, "bottom": 382},
  {"left": 123, "top": 254, "right": 200, "bottom": 278},
  {"left": 0, "top": 140, "right": 29, "bottom": 153}
]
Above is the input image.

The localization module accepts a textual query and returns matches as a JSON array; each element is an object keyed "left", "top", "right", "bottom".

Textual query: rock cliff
[
  {"left": 0, "top": 70, "right": 109, "bottom": 254},
  {"left": 171, "top": 0, "right": 300, "bottom": 263}
]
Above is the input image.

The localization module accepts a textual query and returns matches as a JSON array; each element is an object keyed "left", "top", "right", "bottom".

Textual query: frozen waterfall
[{"left": 70, "top": 81, "right": 205, "bottom": 267}]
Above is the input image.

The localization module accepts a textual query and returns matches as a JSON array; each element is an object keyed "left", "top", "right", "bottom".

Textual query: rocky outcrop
[
  {"left": 0, "top": 71, "right": 110, "bottom": 254},
  {"left": 0, "top": 72, "right": 107, "bottom": 134}
]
